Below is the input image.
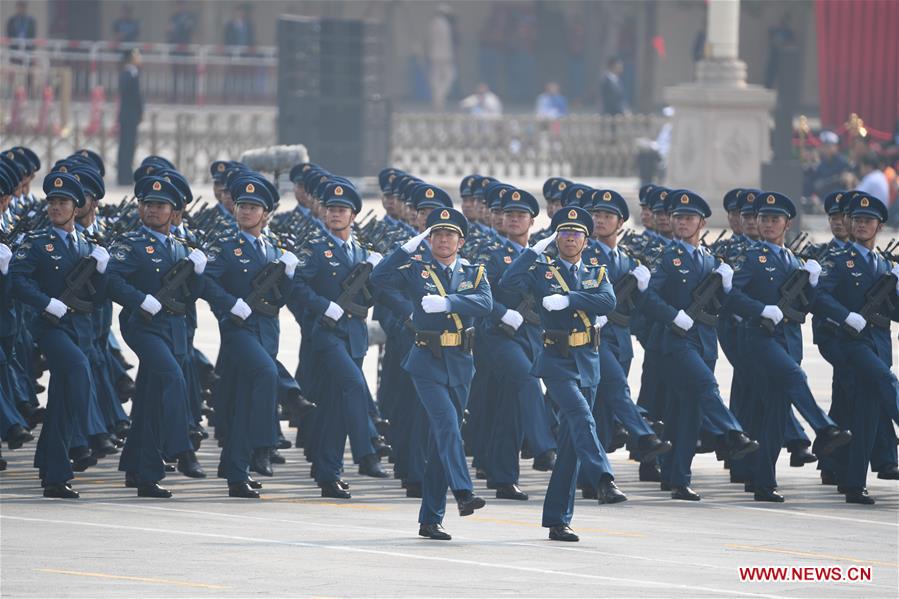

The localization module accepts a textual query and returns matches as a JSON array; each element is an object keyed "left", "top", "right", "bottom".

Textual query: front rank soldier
[
  {"left": 500, "top": 207, "right": 621, "bottom": 542},
  {"left": 202, "top": 175, "right": 299, "bottom": 498},
  {"left": 106, "top": 176, "right": 208, "bottom": 498},
  {"left": 10, "top": 173, "right": 110, "bottom": 498},
  {"left": 371, "top": 207, "right": 492, "bottom": 541},
  {"left": 641, "top": 191, "right": 759, "bottom": 501},
  {"left": 813, "top": 194, "right": 899, "bottom": 504}
]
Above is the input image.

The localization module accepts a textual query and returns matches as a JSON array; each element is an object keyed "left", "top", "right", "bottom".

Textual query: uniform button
[
  {"left": 243, "top": 269, "right": 247, "bottom": 273},
  {"left": 54, "top": 266, "right": 59, "bottom": 270},
  {"left": 682, "top": 279, "right": 686, "bottom": 283},
  {"left": 156, "top": 268, "right": 160, "bottom": 272},
  {"left": 348, "top": 314, "right": 353, "bottom": 319},
  {"left": 332, "top": 272, "right": 336, "bottom": 276}
]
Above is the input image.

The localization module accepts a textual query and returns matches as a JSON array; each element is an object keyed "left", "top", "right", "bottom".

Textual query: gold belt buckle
[
  {"left": 440, "top": 331, "right": 461, "bottom": 346},
  {"left": 569, "top": 331, "right": 590, "bottom": 347}
]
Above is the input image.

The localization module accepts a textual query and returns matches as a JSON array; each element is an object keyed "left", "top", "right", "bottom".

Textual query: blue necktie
[
  {"left": 256, "top": 238, "right": 266, "bottom": 259},
  {"left": 67, "top": 232, "right": 77, "bottom": 256}
]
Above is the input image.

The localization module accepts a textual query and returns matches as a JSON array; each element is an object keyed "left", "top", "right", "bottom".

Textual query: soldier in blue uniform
[
  {"left": 371, "top": 207, "right": 492, "bottom": 541},
  {"left": 10, "top": 173, "right": 110, "bottom": 497},
  {"left": 500, "top": 206, "right": 621, "bottom": 542},
  {"left": 291, "top": 182, "right": 387, "bottom": 499},
  {"left": 106, "top": 176, "right": 207, "bottom": 497},
  {"left": 583, "top": 189, "right": 671, "bottom": 487},
  {"left": 201, "top": 174, "right": 299, "bottom": 498},
  {"left": 814, "top": 194, "right": 899, "bottom": 504},
  {"left": 642, "top": 190, "right": 759, "bottom": 501},
  {"left": 478, "top": 187, "right": 557, "bottom": 501},
  {"left": 727, "top": 192, "right": 851, "bottom": 501}
]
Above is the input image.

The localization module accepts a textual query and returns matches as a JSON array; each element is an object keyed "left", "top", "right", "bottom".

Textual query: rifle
[
  {"left": 141, "top": 259, "right": 194, "bottom": 321},
  {"left": 497, "top": 293, "right": 540, "bottom": 337},
  {"left": 670, "top": 272, "right": 723, "bottom": 337},
  {"left": 231, "top": 261, "right": 286, "bottom": 324},
  {"left": 44, "top": 256, "right": 99, "bottom": 324},
  {"left": 786, "top": 231, "right": 808, "bottom": 252},
  {"left": 841, "top": 273, "right": 898, "bottom": 339},
  {"left": 321, "top": 262, "right": 374, "bottom": 328},
  {"left": 607, "top": 273, "right": 639, "bottom": 327}
]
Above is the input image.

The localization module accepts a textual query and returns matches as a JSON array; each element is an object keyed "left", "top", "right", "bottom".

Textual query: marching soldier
[
  {"left": 106, "top": 176, "right": 207, "bottom": 497},
  {"left": 10, "top": 173, "right": 110, "bottom": 497},
  {"left": 371, "top": 206, "right": 492, "bottom": 541},
  {"left": 500, "top": 206, "right": 621, "bottom": 542}
]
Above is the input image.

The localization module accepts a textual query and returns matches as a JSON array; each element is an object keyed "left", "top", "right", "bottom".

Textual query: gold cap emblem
[
  {"left": 53, "top": 177, "right": 63, "bottom": 188},
  {"left": 152, "top": 181, "right": 162, "bottom": 191},
  {"left": 567, "top": 209, "right": 578, "bottom": 219}
]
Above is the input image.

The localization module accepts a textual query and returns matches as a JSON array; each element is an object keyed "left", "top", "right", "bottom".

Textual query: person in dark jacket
[{"left": 117, "top": 48, "right": 143, "bottom": 186}]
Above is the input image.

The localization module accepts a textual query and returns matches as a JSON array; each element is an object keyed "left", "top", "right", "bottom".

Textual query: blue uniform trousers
[
  {"left": 411, "top": 376, "right": 473, "bottom": 525},
  {"left": 541, "top": 378, "right": 611, "bottom": 528}
]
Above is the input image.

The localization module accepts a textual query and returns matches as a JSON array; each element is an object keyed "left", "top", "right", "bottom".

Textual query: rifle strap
[
  {"left": 548, "top": 265, "right": 594, "bottom": 332},
  {"left": 425, "top": 265, "right": 464, "bottom": 333}
]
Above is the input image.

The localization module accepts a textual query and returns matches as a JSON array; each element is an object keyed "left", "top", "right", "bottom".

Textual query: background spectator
[
  {"left": 117, "top": 48, "right": 144, "bottom": 185},
  {"left": 806, "top": 131, "right": 851, "bottom": 200},
  {"left": 855, "top": 151, "right": 889, "bottom": 202},
  {"left": 600, "top": 56, "right": 628, "bottom": 116},
  {"left": 460, "top": 83, "right": 502, "bottom": 118},
  {"left": 6, "top": 1, "right": 36, "bottom": 46},
  {"left": 112, "top": 4, "right": 140, "bottom": 44},
  {"left": 224, "top": 3, "right": 254, "bottom": 49},
  {"left": 535, "top": 82, "right": 568, "bottom": 119},
  {"left": 167, "top": 0, "right": 197, "bottom": 102}
]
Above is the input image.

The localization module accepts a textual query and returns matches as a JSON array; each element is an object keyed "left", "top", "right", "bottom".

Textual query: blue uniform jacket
[
  {"left": 370, "top": 248, "right": 492, "bottom": 387},
  {"left": 642, "top": 243, "right": 725, "bottom": 362},
  {"left": 500, "top": 248, "right": 615, "bottom": 388},
  {"left": 290, "top": 236, "right": 373, "bottom": 360},
  {"left": 10, "top": 228, "right": 107, "bottom": 348}
]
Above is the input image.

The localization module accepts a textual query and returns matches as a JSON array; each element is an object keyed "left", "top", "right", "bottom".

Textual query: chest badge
[
  {"left": 545, "top": 270, "right": 554, "bottom": 279},
  {"left": 846, "top": 260, "right": 854, "bottom": 269},
  {"left": 44, "top": 243, "right": 54, "bottom": 252},
  {"left": 324, "top": 250, "right": 333, "bottom": 258},
  {"left": 758, "top": 255, "right": 767, "bottom": 264},
  {"left": 672, "top": 258, "right": 681, "bottom": 267},
  {"left": 421, "top": 270, "right": 429, "bottom": 278},
  {"left": 504, "top": 255, "right": 512, "bottom": 264},
  {"left": 145, "top": 246, "right": 155, "bottom": 254},
  {"left": 233, "top": 248, "right": 242, "bottom": 256},
  {"left": 457, "top": 280, "right": 474, "bottom": 291},
  {"left": 590, "top": 257, "right": 599, "bottom": 266},
  {"left": 583, "top": 279, "right": 598, "bottom": 289}
]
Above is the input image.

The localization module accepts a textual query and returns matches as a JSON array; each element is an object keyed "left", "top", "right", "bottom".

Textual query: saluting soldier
[
  {"left": 10, "top": 173, "right": 110, "bottom": 497},
  {"left": 500, "top": 207, "right": 621, "bottom": 542},
  {"left": 106, "top": 176, "right": 208, "bottom": 497},
  {"left": 371, "top": 206, "right": 492, "bottom": 541}
]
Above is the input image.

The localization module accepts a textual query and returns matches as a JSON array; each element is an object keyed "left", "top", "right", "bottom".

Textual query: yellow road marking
[
  {"left": 726, "top": 544, "right": 899, "bottom": 568},
  {"left": 468, "top": 515, "right": 644, "bottom": 537},
  {"left": 35, "top": 568, "right": 231, "bottom": 590}
]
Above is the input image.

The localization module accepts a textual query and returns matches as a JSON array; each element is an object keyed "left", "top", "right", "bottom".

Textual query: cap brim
[
  {"left": 555, "top": 223, "right": 589, "bottom": 234},
  {"left": 430, "top": 223, "right": 464, "bottom": 236},
  {"left": 324, "top": 198, "right": 358, "bottom": 211},
  {"left": 850, "top": 209, "right": 886, "bottom": 221}
]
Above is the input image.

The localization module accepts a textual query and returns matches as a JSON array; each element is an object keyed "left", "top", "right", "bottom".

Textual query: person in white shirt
[
  {"left": 855, "top": 151, "right": 889, "bottom": 203},
  {"left": 460, "top": 83, "right": 502, "bottom": 118}
]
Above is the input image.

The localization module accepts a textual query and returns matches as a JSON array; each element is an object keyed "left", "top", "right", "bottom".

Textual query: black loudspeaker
[{"left": 277, "top": 15, "right": 390, "bottom": 177}]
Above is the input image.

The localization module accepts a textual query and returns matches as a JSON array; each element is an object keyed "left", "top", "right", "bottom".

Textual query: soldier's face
[
  {"left": 740, "top": 213, "right": 758, "bottom": 237},
  {"left": 47, "top": 197, "right": 76, "bottom": 226},
  {"left": 828, "top": 214, "right": 847, "bottom": 239},
  {"left": 556, "top": 229, "right": 587, "bottom": 260},
  {"left": 326, "top": 205, "right": 354, "bottom": 232},
  {"left": 727, "top": 209, "right": 742, "bottom": 233},
  {"left": 461, "top": 196, "right": 476, "bottom": 219},
  {"left": 592, "top": 210, "right": 621, "bottom": 238},
  {"left": 236, "top": 202, "right": 266, "bottom": 231},
  {"left": 293, "top": 184, "right": 305, "bottom": 204},
  {"left": 502, "top": 210, "right": 533, "bottom": 237},
  {"left": 491, "top": 209, "right": 505, "bottom": 232},
  {"left": 140, "top": 200, "right": 174, "bottom": 229},
  {"left": 221, "top": 191, "right": 235, "bottom": 213},
  {"left": 653, "top": 211, "right": 671, "bottom": 234},
  {"left": 429, "top": 228, "right": 463, "bottom": 259},
  {"left": 213, "top": 182, "right": 224, "bottom": 201},
  {"left": 417, "top": 208, "right": 432, "bottom": 231},
  {"left": 757, "top": 213, "right": 790, "bottom": 243},
  {"left": 849, "top": 216, "right": 882, "bottom": 244},
  {"left": 640, "top": 205, "right": 653, "bottom": 228},
  {"left": 672, "top": 213, "right": 703, "bottom": 240},
  {"left": 382, "top": 194, "right": 396, "bottom": 215}
]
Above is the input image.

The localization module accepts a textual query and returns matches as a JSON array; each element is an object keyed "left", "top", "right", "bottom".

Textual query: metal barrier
[
  {"left": 392, "top": 112, "right": 665, "bottom": 178},
  {"left": 1, "top": 37, "right": 277, "bottom": 106}
]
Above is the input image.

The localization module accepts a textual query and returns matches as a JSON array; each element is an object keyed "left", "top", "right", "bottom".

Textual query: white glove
[
  {"left": 632, "top": 264, "right": 651, "bottom": 292},
  {"left": 760, "top": 305, "right": 784, "bottom": 325},
  {"left": 802, "top": 259, "right": 822, "bottom": 287},
  {"left": 89, "top": 246, "right": 110, "bottom": 274},
  {"left": 542, "top": 293, "right": 570, "bottom": 311},
  {"left": 230, "top": 298, "right": 252, "bottom": 320},
  {"left": 140, "top": 294, "right": 162, "bottom": 316},
  {"left": 45, "top": 298, "right": 67, "bottom": 319},
  {"left": 365, "top": 251, "right": 383, "bottom": 267},
  {"left": 421, "top": 294, "right": 450, "bottom": 314},
  {"left": 278, "top": 250, "right": 299, "bottom": 277},
  {"left": 530, "top": 232, "right": 557, "bottom": 255},
  {"left": 844, "top": 312, "right": 867, "bottom": 333},
  {"left": 401, "top": 227, "right": 432, "bottom": 254},
  {"left": 501, "top": 309, "right": 524, "bottom": 330},
  {"left": 715, "top": 263, "right": 734, "bottom": 293},
  {"left": 673, "top": 309, "right": 694, "bottom": 331},
  {"left": 0, "top": 243, "right": 11, "bottom": 275},
  {"left": 188, "top": 249, "right": 207, "bottom": 274},
  {"left": 324, "top": 301, "right": 344, "bottom": 322},
  {"left": 597, "top": 315, "right": 608, "bottom": 328}
]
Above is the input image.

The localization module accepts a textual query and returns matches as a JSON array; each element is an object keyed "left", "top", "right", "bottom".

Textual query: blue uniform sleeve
[
  {"left": 727, "top": 258, "right": 767, "bottom": 318},
  {"left": 446, "top": 265, "right": 493, "bottom": 317},
  {"left": 290, "top": 249, "right": 330, "bottom": 317},
  {"left": 641, "top": 257, "right": 678, "bottom": 324},
  {"left": 370, "top": 247, "right": 414, "bottom": 294},
  {"left": 499, "top": 248, "right": 539, "bottom": 296},
  {"left": 568, "top": 267, "right": 616, "bottom": 317},
  {"left": 106, "top": 242, "right": 149, "bottom": 310},
  {"left": 9, "top": 243, "right": 51, "bottom": 311},
  {"left": 199, "top": 248, "right": 238, "bottom": 315},
  {"left": 483, "top": 252, "right": 511, "bottom": 323},
  {"left": 812, "top": 260, "right": 850, "bottom": 324}
]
